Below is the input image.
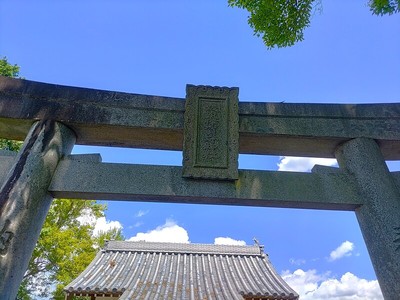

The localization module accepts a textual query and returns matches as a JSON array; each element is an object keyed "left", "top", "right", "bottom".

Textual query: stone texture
[
  {"left": 44, "top": 158, "right": 362, "bottom": 210},
  {"left": 1, "top": 77, "right": 400, "bottom": 298},
  {"left": 0, "top": 121, "right": 75, "bottom": 300},
  {"left": 335, "top": 138, "right": 400, "bottom": 300},
  {"left": 183, "top": 85, "right": 239, "bottom": 180},
  {"left": 0, "top": 156, "right": 15, "bottom": 190},
  {"left": 2, "top": 76, "right": 400, "bottom": 158}
]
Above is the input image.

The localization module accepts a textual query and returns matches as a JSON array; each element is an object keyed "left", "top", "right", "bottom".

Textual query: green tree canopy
[
  {"left": 0, "top": 56, "right": 20, "bottom": 78},
  {"left": 0, "top": 139, "right": 22, "bottom": 152},
  {"left": 228, "top": 0, "right": 400, "bottom": 48},
  {"left": 19, "top": 199, "right": 124, "bottom": 299},
  {"left": 20, "top": 199, "right": 100, "bottom": 298},
  {"left": 0, "top": 57, "right": 22, "bottom": 151}
]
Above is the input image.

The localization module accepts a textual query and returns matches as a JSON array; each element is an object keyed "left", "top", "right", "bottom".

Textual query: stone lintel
[
  {"left": 23, "top": 158, "right": 363, "bottom": 210},
  {"left": 64, "top": 154, "right": 102, "bottom": 163},
  {"left": 2, "top": 77, "right": 400, "bottom": 159},
  {"left": 183, "top": 85, "right": 239, "bottom": 180},
  {"left": 0, "top": 156, "right": 15, "bottom": 185},
  {"left": 0, "top": 150, "right": 17, "bottom": 157},
  {"left": 311, "top": 165, "right": 340, "bottom": 174}
]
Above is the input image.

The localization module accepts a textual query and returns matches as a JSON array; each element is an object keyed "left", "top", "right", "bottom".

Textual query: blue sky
[{"left": 1, "top": 1, "right": 399, "bottom": 299}]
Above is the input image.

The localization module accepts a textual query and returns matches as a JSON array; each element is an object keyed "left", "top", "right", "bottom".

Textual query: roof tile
[{"left": 65, "top": 241, "right": 298, "bottom": 300}]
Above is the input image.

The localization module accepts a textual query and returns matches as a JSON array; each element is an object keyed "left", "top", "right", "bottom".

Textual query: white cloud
[
  {"left": 289, "top": 258, "right": 306, "bottom": 266},
  {"left": 314, "top": 272, "right": 383, "bottom": 299},
  {"left": 282, "top": 269, "right": 324, "bottom": 297},
  {"left": 282, "top": 269, "right": 383, "bottom": 300},
  {"left": 77, "top": 208, "right": 96, "bottom": 226},
  {"left": 129, "top": 221, "right": 144, "bottom": 229},
  {"left": 278, "top": 156, "right": 337, "bottom": 172},
  {"left": 214, "top": 237, "right": 246, "bottom": 246},
  {"left": 329, "top": 241, "right": 354, "bottom": 262},
  {"left": 77, "top": 209, "right": 123, "bottom": 237},
  {"left": 127, "top": 219, "right": 189, "bottom": 243},
  {"left": 93, "top": 217, "right": 123, "bottom": 237},
  {"left": 135, "top": 209, "right": 149, "bottom": 218}
]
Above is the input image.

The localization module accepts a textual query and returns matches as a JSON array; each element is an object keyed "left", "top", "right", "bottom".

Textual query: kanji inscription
[
  {"left": 0, "top": 219, "right": 13, "bottom": 255},
  {"left": 183, "top": 85, "right": 239, "bottom": 180}
]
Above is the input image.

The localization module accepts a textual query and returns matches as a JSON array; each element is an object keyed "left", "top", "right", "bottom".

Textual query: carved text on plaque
[{"left": 183, "top": 85, "right": 239, "bottom": 180}]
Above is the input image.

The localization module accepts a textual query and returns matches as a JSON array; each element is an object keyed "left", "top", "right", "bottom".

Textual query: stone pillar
[
  {"left": 335, "top": 138, "right": 400, "bottom": 300},
  {"left": 0, "top": 120, "right": 75, "bottom": 299}
]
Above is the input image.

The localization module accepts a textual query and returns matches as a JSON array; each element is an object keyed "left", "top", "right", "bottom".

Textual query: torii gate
[{"left": 0, "top": 76, "right": 399, "bottom": 299}]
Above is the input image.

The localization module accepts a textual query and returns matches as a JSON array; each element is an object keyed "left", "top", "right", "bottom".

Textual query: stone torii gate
[{"left": 0, "top": 76, "right": 399, "bottom": 299}]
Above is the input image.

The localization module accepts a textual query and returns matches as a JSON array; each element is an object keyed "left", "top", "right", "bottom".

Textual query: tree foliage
[
  {"left": 228, "top": 0, "right": 315, "bottom": 48},
  {"left": 0, "top": 57, "right": 23, "bottom": 150},
  {"left": 15, "top": 198, "right": 124, "bottom": 300},
  {"left": 0, "top": 56, "right": 20, "bottom": 78},
  {"left": 228, "top": 0, "right": 399, "bottom": 48},
  {"left": 370, "top": 0, "right": 400, "bottom": 15},
  {"left": 0, "top": 138, "right": 23, "bottom": 152},
  {"left": 18, "top": 199, "right": 124, "bottom": 299}
]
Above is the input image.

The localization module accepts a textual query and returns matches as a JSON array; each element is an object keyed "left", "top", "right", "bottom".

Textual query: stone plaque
[{"left": 183, "top": 85, "right": 239, "bottom": 180}]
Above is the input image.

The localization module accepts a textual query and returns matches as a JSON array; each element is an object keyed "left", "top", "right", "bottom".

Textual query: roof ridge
[{"left": 103, "top": 240, "right": 264, "bottom": 256}]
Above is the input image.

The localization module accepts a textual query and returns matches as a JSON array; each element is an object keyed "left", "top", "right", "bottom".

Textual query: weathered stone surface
[
  {"left": 335, "top": 138, "right": 400, "bottom": 300},
  {"left": 0, "top": 76, "right": 185, "bottom": 151},
  {"left": 0, "top": 150, "right": 16, "bottom": 157},
  {"left": 1, "top": 76, "right": 400, "bottom": 298},
  {"left": 311, "top": 164, "right": 340, "bottom": 174},
  {"left": 42, "top": 157, "right": 363, "bottom": 210},
  {"left": 2, "top": 76, "right": 400, "bottom": 158},
  {"left": 0, "top": 155, "right": 15, "bottom": 188},
  {"left": 183, "top": 85, "right": 239, "bottom": 180},
  {"left": 65, "top": 153, "right": 102, "bottom": 163},
  {"left": 0, "top": 121, "right": 75, "bottom": 300}
]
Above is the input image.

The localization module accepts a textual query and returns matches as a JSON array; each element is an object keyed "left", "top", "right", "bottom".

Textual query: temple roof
[{"left": 65, "top": 240, "right": 299, "bottom": 300}]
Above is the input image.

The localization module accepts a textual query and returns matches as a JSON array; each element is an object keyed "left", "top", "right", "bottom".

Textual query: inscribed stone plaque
[{"left": 183, "top": 85, "right": 239, "bottom": 180}]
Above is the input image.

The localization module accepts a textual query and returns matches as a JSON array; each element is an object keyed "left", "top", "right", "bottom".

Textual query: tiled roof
[
  {"left": 105, "top": 240, "right": 263, "bottom": 256},
  {"left": 65, "top": 241, "right": 299, "bottom": 300}
]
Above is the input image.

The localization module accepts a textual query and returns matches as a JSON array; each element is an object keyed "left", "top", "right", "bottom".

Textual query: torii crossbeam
[{"left": 0, "top": 76, "right": 399, "bottom": 299}]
